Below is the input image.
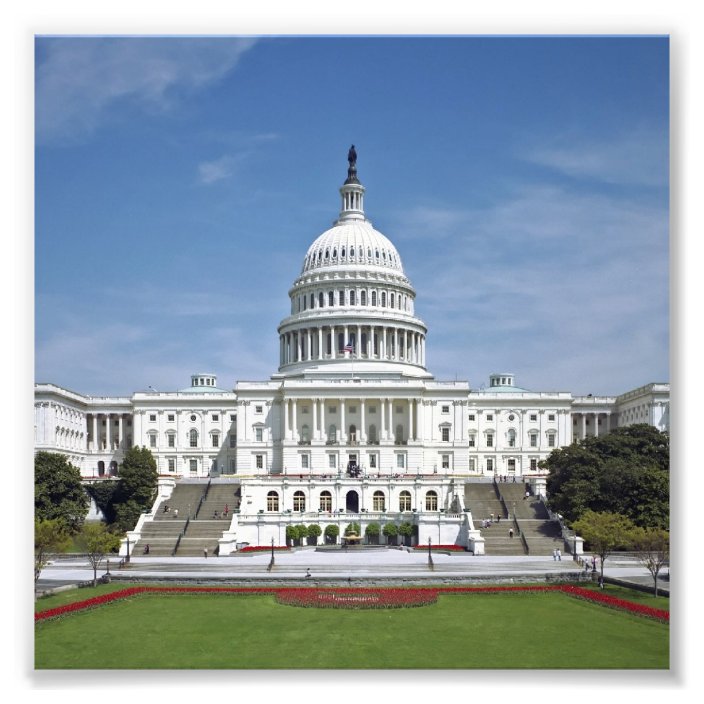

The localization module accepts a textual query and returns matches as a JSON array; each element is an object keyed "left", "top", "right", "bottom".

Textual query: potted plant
[
  {"left": 398, "top": 521, "right": 414, "bottom": 547},
  {"left": 307, "top": 523, "right": 322, "bottom": 546},
  {"left": 365, "top": 522, "right": 381, "bottom": 545},
  {"left": 382, "top": 522, "right": 398, "bottom": 546}
]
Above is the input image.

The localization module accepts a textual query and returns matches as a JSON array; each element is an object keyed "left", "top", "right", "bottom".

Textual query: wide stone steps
[
  {"left": 195, "top": 482, "right": 240, "bottom": 520},
  {"left": 154, "top": 484, "right": 205, "bottom": 520}
]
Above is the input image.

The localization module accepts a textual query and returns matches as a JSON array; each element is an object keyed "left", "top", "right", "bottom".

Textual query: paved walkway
[{"left": 35, "top": 548, "right": 668, "bottom": 595}]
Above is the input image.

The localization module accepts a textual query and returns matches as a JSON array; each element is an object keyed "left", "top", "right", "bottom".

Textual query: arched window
[
  {"left": 425, "top": 491, "right": 438, "bottom": 511},
  {"left": 328, "top": 291, "right": 334, "bottom": 307},
  {"left": 319, "top": 490, "right": 332, "bottom": 512},
  {"left": 310, "top": 293, "right": 314, "bottom": 308},
  {"left": 508, "top": 429, "right": 516, "bottom": 447},
  {"left": 293, "top": 490, "right": 306, "bottom": 512},
  {"left": 381, "top": 291, "right": 386, "bottom": 307},
  {"left": 390, "top": 292, "right": 395, "bottom": 308},
  {"left": 349, "top": 424, "right": 357, "bottom": 442},
  {"left": 319, "top": 292, "right": 324, "bottom": 308},
  {"left": 361, "top": 290, "right": 367, "bottom": 306},
  {"left": 189, "top": 429, "right": 198, "bottom": 447},
  {"left": 371, "top": 291, "right": 377, "bottom": 306},
  {"left": 301, "top": 424, "right": 310, "bottom": 443},
  {"left": 373, "top": 491, "right": 386, "bottom": 511},
  {"left": 267, "top": 491, "right": 279, "bottom": 512},
  {"left": 368, "top": 424, "right": 378, "bottom": 443},
  {"left": 327, "top": 424, "right": 337, "bottom": 443},
  {"left": 109, "top": 461, "right": 118, "bottom": 477},
  {"left": 399, "top": 491, "right": 412, "bottom": 512},
  {"left": 350, "top": 246, "right": 355, "bottom": 258},
  {"left": 350, "top": 290, "right": 356, "bottom": 305}
]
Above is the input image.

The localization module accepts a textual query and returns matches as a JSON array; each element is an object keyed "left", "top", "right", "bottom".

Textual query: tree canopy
[
  {"left": 35, "top": 518, "right": 71, "bottom": 583},
  {"left": 543, "top": 424, "right": 669, "bottom": 528},
  {"left": 35, "top": 451, "right": 89, "bottom": 533},
  {"left": 77, "top": 522, "right": 122, "bottom": 586},
  {"left": 110, "top": 446, "right": 158, "bottom": 531}
]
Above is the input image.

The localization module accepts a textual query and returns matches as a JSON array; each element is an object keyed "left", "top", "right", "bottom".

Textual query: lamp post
[{"left": 125, "top": 536, "right": 131, "bottom": 564}]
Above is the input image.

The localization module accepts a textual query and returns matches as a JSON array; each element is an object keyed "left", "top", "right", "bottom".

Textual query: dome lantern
[{"left": 337, "top": 144, "right": 365, "bottom": 223}]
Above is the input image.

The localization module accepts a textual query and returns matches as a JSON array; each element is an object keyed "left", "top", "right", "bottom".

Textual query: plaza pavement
[{"left": 35, "top": 547, "right": 668, "bottom": 596}]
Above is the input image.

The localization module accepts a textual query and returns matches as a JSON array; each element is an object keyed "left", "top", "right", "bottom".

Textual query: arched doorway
[{"left": 345, "top": 490, "right": 359, "bottom": 513}]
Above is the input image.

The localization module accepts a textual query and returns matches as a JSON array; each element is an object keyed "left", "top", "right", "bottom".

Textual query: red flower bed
[
  {"left": 238, "top": 546, "right": 291, "bottom": 553},
  {"left": 275, "top": 587, "right": 438, "bottom": 609},
  {"left": 35, "top": 584, "right": 669, "bottom": 622},
  {"left": 412, "top": 544, "right": 466, "bottom": 551}
]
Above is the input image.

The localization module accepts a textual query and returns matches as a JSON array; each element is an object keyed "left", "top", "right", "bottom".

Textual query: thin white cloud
[
  {"left": 36, "top": 37, "right": 258, "bottom": 144},
  {"left": 522, "top": 127, "right": 669, "bottom": 187},
  {"left": 198, "top": 155, "right": 235, "bottom": 184}
]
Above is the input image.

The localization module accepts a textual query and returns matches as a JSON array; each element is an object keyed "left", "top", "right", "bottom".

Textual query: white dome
[{"left": 301, "top": 219, "right": 404, "bottom": 275}]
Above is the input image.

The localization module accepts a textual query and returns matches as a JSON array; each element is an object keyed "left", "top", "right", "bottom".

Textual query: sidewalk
[{"left": 35, "top": 548, "right": 668, "bottom": 595}]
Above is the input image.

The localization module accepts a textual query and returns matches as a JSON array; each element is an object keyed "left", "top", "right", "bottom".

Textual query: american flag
[{"left": 343, "top": 343, "right": 354, "bottom": 353}]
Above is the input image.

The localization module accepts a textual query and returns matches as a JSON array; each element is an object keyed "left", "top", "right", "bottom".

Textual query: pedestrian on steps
[
  {"left": 204, "top": 547, "right": 208, "bottom": 559},
  {"left": 509, "top": 528, "right": 514, "bottom": 539}
]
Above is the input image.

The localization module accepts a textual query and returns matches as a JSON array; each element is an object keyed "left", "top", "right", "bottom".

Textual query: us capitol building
[{"left": 34, "top": 149, "right": 669, "bottom": 554}]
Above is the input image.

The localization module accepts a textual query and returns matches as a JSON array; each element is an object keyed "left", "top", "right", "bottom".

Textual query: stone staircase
[
  {"left": 153, "top": 482, "right": 205, "bottom": 521},
  {"left": 195, "top": 481, "right": 240, "bottom": 520},
  {"left": 464, "top": 482, "right": 524, "bottom": 556},
  {"left": 133, "top": 519, "right": 187, "bottom": 556},
  {"left": 175, "top": 520, "right": 228, "bottom": 557}
]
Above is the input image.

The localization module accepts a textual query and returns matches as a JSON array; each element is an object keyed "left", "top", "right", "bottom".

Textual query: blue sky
[{"left": 34, "top": 36, "right": 669, "bottom": 397}]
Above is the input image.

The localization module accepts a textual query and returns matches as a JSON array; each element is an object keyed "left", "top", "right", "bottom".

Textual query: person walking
[
  {"left": 203, "top": 547, "right": 208, "bottom": 559},
  {"left": 509, "top": 528, "right": 514, "bottom": 539},
  {"left": 553, "top": 548, "right": 558, "bottom": 561},
  {"left": 556, "top": 549, "right": 562, "bottom": 561}
]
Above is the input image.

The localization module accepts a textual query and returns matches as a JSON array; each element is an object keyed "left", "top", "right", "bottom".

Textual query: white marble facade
[{"left": 34, "top": 154, "right": 669, "bottom": 548}]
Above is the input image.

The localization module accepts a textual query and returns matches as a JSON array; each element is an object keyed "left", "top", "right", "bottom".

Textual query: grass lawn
[{"left": 35, "top": 584, "right": 669, "bottom": 669}]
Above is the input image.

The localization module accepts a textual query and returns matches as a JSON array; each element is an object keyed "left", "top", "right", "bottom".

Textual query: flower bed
[
  {"left": 238, "top": 546, "right": 291, "bottom": 553},
  {"left": 275, "top": 588, "right": 438, "bottom": 609},
  {"left": 412, "top": 544, "right": 466, "bottom": 551},
  {"left": 35, "top": 584, "right": 669, "bottom": 622}
]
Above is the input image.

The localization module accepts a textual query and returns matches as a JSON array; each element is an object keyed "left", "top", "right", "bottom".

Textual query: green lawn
[{"left": 35, "top": 585, "right": 669, "bottom": 669}]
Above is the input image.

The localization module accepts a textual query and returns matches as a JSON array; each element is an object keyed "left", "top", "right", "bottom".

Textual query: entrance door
[{"left": 345, "top": 490, "right": 359, "bottom": 513}]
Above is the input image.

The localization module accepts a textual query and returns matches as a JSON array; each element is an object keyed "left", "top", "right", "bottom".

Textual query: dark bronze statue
[{"left": 348, "top": 144, "right": 357, "bottom": 167}]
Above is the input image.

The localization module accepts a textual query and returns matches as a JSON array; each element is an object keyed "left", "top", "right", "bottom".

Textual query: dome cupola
[{"left": 275, "top": 148, "right": 431, "bottom": 380}]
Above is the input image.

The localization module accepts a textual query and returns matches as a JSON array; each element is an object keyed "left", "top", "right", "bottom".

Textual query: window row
[
  {"left": 265, "top": 490, "right": 439, "bottom": 512},
  {"left": 147, "top": 413, "right": 235, "bottom": 423},
  {"left": 293, "top": 288, "right": 411, "bottom": 314},
  {"left": 305, "top": 244, "right": 399, "bottom": 270},
  {"left": 467, "top": 413, "right": 557, "bottom": 422},
  {"left": 468, "top": 431, "right": 557, "bottom": 448},
  {"left": 146, "top": 430, "right": 237, "bottom": 448}
]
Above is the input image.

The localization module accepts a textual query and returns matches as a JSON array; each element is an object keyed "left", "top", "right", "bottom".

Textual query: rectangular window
[
  {"left": 468, "top": 414, "right": 475, "bottom": 422},
  {"left": 168, "top": 458, "right": 175, "bottom": 472},
  {"left": 168, "top": 414, "right": 175, "bottom": 422},
  {"left": 486, "top": 458, "right": 494, "bottom": 472},
  {"left": 469, "top": 458, "right": 476, "bottom": 472},
  {"left": 229, "top": 459, "right": 236, "bottom": 472},
  {"left": 442, "top": 427, "right": 450, "bottom": 442},
  {"left": 369, "top": 406, "right": 376, "bottom": 414},
  {"left": 329, "top": 406, "right": 337, "bottom": 414},
  {"left": 396, "top": 454, "right": 405, "bottom": 469},
  {"left": 301, "top": 454, "right": 309, "bottom": 469},
  {"left": 486, "top": 434, "right": 494, "bottom": 447},
  {"left": 396, "top": 405, "right": 403, "bottom": 414},
  {"left": 149, "top": 414, "right": 156, "bottom": 422},
  {"left": 255, "top": 455, "right": 264, "bottom": 470},
  {"left": 530, "top": 459, "right": 538, "bottom": 471},
  {"left": 255, "top": 405, "right": 263, "bottom": 414},
  {"left": 530, "top": 414, "right": 537, "bottom": 422},
  {"left": 168, "top": 434, "right": 175, "bottom": 448},
  {"left": 189, "top": 459, "right": 197, "bottom": 473},
  {"left": 255, "top": 428, "right": 263, "bottom": 442},
  {"left": 548, "top": 414, "right": 555, "bottom": 422},
  {"left": 212, "top": 414, "right": 219, "bottom": 422},
  {"left": 328, "top": 455, "right": 337, "bottom": 469},
  {"left": 369, "top": 454, "right": 377, "bottom": 469},
  {"left": 441, "top": 405, "right": 450, "bottom": 414},
  {"left": 530, "top": 434, "right": 537, "bottom": 448},
  {"left": 548, "top": 434, "right": 556, "bottom": 447},
  {"left": 486, "top": 414, "right": 493, "bottom": 421},
  {"left": 469, "top": 436, "right": 475, "bottom": 447},
  {"left": 149, "top": 435, "right": 156, "bottom": 448},
  {"left": 441, "top": 455, "right": 450, "bottom": 469},
  {"left": 230, "top": 434, "right": 237, "bottom": 448},
  {"left": 348, "top": 405, "right": 357, "bottom": 414},
  {"left": 230, "top": 414, "right": 236, "bottom": 422},
  {"left": 212, "top": 434, "right": 219, "bottom": 447}
]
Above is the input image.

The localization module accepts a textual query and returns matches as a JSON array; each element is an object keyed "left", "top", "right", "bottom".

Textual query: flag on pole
[{"left": 343, "top": 343, "right": 354, "bottom": 353}]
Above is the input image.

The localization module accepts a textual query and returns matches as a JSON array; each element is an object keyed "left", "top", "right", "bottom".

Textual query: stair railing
[
  {"left": 512, "top": 513, "right": 529, "bottom": 555},
  {"left": 171, "top": 518, "right": 190, "bottom": 556}
]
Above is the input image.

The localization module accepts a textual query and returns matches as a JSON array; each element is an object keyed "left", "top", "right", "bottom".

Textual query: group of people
[
  {"left": 481, "top": 513, "right": 502, "bottom": 529},
  {"left": 496, "top": 475, "right": 518, "bottom": 483},
  {"left": 213, "top": 504, "right": 230, "bottom": 520},
  {"left": 552, "top": 548, "right": 562, "bottom": 561}
]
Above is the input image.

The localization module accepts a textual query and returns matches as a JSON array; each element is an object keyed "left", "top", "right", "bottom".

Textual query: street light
[{"left": 125, "top": 536, "right": 131, "bottom": 564}]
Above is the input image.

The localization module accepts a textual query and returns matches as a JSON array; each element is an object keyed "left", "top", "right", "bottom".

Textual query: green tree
[
  {"left": 324, "top": 524, "right": 339, "bottom": 544},
  {"left": 543, "top": 424, "right": 669, "bottom": 528},
  {"left": 77, "top": 522, "right": 122, "bottom": 587},
  {"left": 35, "top": 518, "right": 71, "bottom": 584},
  {"left": 398, "top": 521, "right": 414, "bottom": 546},
  {"left": 573, "top": 510, "right": 637, "bottom": 583},
  {"left": 365, "top": 522, "right": 381, "bottom": 544},
  {"left": 35, "top": 452, "right": 89, "bottom": 533},
  {"left": 111, "top": 447, "right": 158, "bottom": 531},
  {"left": 382, "top": 522, "right": 398, "bottom": 545},
  {"left": 631, "top": 526, "right": 670, "bottom": 597},
  {"left": 307, "top": 524, "right": 322, "bottom": 545}
]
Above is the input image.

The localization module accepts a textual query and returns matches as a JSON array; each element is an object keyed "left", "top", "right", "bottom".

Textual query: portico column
[
  {"left": 292, "top": 400, "right": 298, "bottom": 442},
  {"left": 118, "top": 415, "right": 124, "bottom": 448},
  {"left": 106, "top": 413, "right": 112, "bottom": 450},
  {"left": 284, "top": 399, "right": 290, "bottom": 440},
  {"left": 307, "top": 329, "right": 312, "bottom": 361},
  {"left": 582, "top": 413, "right": 587, "bottom": 439},
  {"left": 92, "top": 414, "right": 98, "bottom": 452},
  {"left": 296, "top": 331, "right": 302, "bottom": 362},
  {"left": 357, "top": 325, "right": 361, "bottom": 357},
  {"left": 318, "top": 327, "right": 323, "bottom": 360},
  {"left": 394, "top": 328, "right": 399, "bottom": 360},
  {"left": 360, "top": 400, "right": 366, "bottom": 442},
  {"left": 382, "top": 328, "right": 387, "bottom": 359},
  {"left": 594, "top": 412, "right": 600, "bottom": 438},
  {"left": 331, "top": 326, "right": 337, "bottom": 358},
  {"left": 605, "top": 411, "right": 612, "bottom": 435},
  {"left": 340, "top": 399, "right": 346, "bottom": 444}
]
